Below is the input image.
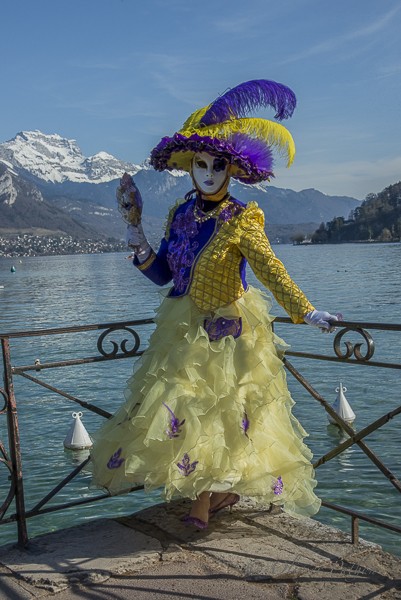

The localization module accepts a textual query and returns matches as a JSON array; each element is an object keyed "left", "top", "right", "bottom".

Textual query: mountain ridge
[
  {"left": 0, "top": 130, "right": 361, "bottom": 242},
  {"left": 0, "top": 130, "right": 142, "bottom": 184},
  {"left": 0, "top": 163, "right": 99, "bottom": 238}
]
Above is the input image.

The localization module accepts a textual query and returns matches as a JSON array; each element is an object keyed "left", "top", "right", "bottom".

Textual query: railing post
[
  {"left": 1, "top": 338, "right": 28, "bottom": 547},
  {"left": 351, "top": 515, "right": 359, "bottom": 544}
]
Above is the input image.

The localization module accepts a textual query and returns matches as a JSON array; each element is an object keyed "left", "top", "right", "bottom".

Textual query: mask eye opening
[{"left": 213, "top": 157, "right": 228, "bottom": 173}]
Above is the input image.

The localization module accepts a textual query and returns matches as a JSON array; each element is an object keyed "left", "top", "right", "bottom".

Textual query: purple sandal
[{"left": 182, "top": 514, "right": 208, "bottom": 530}]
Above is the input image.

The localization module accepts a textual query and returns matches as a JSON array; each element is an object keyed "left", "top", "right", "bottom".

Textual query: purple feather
[
  {"left": 230, "top": 133, "right": 274, "bottom": 175},
  {"left": 200, "top": 80, "right": 296, "bottom": 126}
]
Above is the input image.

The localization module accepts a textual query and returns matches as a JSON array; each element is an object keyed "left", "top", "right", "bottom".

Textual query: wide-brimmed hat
[{"left": 150, "top": 79, "right": 296, "bottom": 184}]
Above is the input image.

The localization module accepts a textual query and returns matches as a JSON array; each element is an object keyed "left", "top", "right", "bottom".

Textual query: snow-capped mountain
[
  {"left": 0, "top": 129, "right": 361, "bottom": 242},
  {"left": 0, "top": 130, "right": 141, "bottom": 184},
  {"left": 0, "top": 164, "right": 20, "bottom": 206},
  {"left": 0, "top": 162, "right": 97, "bottom": 237}
]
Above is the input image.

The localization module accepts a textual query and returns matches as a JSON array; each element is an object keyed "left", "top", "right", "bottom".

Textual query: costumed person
[{"left": 90, "top": 79, "right": 340, "bottom": 529}]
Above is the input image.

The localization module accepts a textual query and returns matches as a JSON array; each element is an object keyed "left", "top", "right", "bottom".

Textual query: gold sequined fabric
[{"left": 190, "top": 201, "right": 314, "bottom": 323}]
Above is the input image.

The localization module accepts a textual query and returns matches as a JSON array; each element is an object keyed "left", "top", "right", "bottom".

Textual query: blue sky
[{"left": 1, "top": 0, "right": 400, "bottom": 199}]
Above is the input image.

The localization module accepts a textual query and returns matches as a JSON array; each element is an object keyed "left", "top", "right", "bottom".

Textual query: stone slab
[
  {"left": 45, "top": 552, "right": 289, "bottom": 600},
  {"left": 123, "top": 499, "right": 401, "bottom": 598},
  {"left": 0, "top": 518, "right": 162, "bottom": 593},
  {"left": 1, "top": 500, "right": 401, "bottom": 599},
  {"left": 0, "top": 563, "right": 46, "bottom": 600}
]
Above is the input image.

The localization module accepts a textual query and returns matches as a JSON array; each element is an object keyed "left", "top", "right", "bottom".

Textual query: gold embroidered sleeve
[{"left": 238, "top": 203, "right": 315, "bottom": 323}]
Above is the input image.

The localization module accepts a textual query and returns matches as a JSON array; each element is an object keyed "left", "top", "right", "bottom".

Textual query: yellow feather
[
  {"left": 179, "top": 118, "right": 295, "bottom": 167},
  {"left": 181, "top": 105, "right": 210, "bottom": 130}
]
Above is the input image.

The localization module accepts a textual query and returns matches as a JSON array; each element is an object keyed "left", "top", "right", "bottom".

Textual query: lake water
[{"left": 0, "top": 242, "right": 400, "bottom": 556}]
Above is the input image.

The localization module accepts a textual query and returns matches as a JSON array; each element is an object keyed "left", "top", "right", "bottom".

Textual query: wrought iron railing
[{"left": 1, "top": 317, "right": 400, "bottom": 548}]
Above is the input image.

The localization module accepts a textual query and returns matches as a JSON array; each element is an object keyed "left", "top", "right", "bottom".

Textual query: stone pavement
[{"left": 1, "top": 499, "right": 401, "bottom": 599}]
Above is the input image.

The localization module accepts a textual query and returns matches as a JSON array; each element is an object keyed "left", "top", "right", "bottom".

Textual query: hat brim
[{"left": 150, "top": 133, "right": 273, "bottom": 184}]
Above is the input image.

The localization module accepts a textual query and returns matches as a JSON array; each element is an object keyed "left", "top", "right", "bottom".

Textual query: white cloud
[
  {"left": 347, "top": 5, "right": 400, "bottom": 38},
  {"left": 280, "top": 5, "right": 400, "bottom": 65},
  {"left": 378, "top": 62, "right": 401, "bottom": 77}
]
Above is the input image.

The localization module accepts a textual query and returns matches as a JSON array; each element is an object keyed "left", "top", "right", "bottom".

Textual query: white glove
[
  {"left": 304, "top": 310, "right": 342, "bottom": 333},
  {"left": 126, "top": 223, "right": 151, "bottom": 263}
]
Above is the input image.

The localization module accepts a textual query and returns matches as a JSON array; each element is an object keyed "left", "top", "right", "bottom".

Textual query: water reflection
[
  {"left": 64, "top": 448, "right": 91, "bottom": 469},
  {"left": 326, "top": 423, "right": 356, "bottom": 468}
]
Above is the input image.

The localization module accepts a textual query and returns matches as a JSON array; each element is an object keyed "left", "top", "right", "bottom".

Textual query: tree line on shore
[{"left": 310, "top": 181, "right": 401, "bottom": 244}]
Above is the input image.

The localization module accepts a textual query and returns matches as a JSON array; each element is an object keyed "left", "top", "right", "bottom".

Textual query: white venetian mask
[{"left": 191, "top": 152, "right": 229, "bottom": 196}]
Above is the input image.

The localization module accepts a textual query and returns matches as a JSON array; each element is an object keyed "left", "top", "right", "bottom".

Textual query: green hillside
[{"left": 312, "top": 181, "right": 401, "bottom": 243}]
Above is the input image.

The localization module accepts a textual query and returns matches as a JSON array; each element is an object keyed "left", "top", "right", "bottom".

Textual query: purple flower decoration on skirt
[
  {"left": 163, "top": 402, "right": 185, "bottom": 438},
  {"left": 177, "top": 453, "right": 198, "bottom": 476},
  {"left": 273, "top": 476, "right": 284, "bottom": 495},
  {"left": 241, "top": 412, "right": 250, "bottom": 434},
  {"left": 107, "top": 448, "right": 124, "bottom": 469}
]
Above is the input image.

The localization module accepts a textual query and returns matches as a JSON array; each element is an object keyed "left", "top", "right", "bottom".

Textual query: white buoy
[
  {"left": 63, "top": 412, "right": 93, "bottom": 450},
  {"left": 328, "top": 382, "right": 356, "bottom": 425}
]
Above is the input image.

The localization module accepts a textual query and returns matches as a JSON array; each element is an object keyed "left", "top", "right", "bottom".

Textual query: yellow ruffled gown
[{"left": 90, "top": 198, "right": 321, "bottom": 518}]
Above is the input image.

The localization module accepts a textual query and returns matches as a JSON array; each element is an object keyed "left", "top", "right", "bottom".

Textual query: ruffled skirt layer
[{"left": 90, "top": 286, "right": 320, "bottom": 517}]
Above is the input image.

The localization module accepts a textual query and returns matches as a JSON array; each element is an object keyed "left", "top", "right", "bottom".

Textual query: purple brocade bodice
[
  {"left": 166, "top": 197, "right": 245, "bottom": 298},
  {"left": 167, "top": 205, "right": 200, "bottom": 293}
]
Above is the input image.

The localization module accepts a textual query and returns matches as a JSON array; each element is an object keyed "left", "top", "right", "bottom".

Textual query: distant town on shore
[{"left": 0, "top": 234, "right": 125, "bottom": 258}]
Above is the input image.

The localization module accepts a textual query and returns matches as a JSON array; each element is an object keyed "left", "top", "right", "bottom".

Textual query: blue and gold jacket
[{"left": 134, "top": 196, "right": 314, "bottom": 323}]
